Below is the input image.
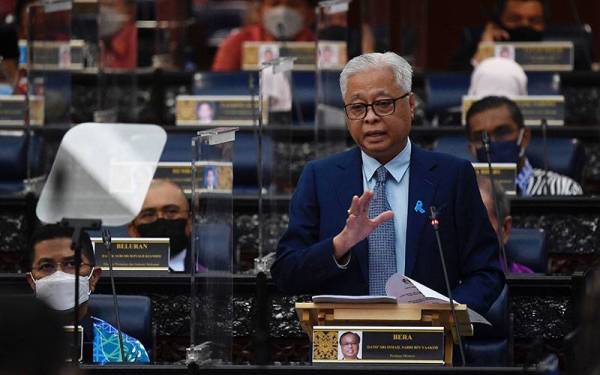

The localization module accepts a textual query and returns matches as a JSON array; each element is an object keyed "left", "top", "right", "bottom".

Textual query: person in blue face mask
[{"left": 465, "top": 96, "right": 583, "bottom": 196}]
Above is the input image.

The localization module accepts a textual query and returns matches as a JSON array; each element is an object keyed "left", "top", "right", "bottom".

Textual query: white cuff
[{"left": 333, "top": 252, "right": 351, "bottom": 269}]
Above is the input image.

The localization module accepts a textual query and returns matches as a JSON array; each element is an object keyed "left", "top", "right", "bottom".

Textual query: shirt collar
[{"left": 361, "top": 138, "right": 412, "bottom": 183}]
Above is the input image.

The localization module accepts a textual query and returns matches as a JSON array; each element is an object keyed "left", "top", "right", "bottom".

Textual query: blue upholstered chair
[
  {"left": 464, "top": 284, "right": 510, "bottom": 366},
  {"left": 433, "top": 135, "right": 586, "bottom": 184},
  {"left": 506, "top": 228, "right": 547, "bottom": 274},
  {"left": 0, "top": 132, "right": 42, "bottom": 195},
  {"left": 88, "top": 294, "right": 153, "bottom": 355}
]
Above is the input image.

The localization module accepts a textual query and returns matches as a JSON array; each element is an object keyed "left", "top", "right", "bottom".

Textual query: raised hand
[{"left": 332, "top": 191, "right": 394, "bottom": 260}]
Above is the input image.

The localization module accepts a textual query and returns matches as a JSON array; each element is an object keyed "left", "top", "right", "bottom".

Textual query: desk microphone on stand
[
  {"left": 102, "top": 228, "right": 126, "bottom": 362},
  {"left": 429, "top": 206, "right": 466, "bottom": 366},
  {"left": 481, "top": 131, "right": 509, "bottom": 273}
]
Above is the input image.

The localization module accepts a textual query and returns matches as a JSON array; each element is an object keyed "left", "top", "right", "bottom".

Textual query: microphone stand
[
  {"left": 60, "top": 218, "right": 101, "bottom": 363},
  {"left": 102, "top": 228, "right": 126, "bottom": 362},
  {"left": 481, "top": 132, "right": 509, "bottom": 273},
  {"left": 429, "top": 206, "right": 466, "bottom": 366}
]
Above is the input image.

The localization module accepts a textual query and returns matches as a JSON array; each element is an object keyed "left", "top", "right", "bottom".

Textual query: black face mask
[
  {"left": 504, "top": 26, "right": 543, "bottom": 42},
  {"left": 136, "top": 218, "right": 189, "bottom": 256}
]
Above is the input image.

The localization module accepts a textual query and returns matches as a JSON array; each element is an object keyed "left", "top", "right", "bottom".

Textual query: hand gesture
[{"left": 333, "top": 191, "right": 394, "bottom": 260}]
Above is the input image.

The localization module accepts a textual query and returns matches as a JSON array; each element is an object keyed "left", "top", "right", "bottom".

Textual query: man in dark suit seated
[
  {"left": 465, "top": 96, "right": 583, "bottom": 196},
  {"left": 271, "top": 52, "right": 504, "bottom": 316},
  {"left": 24, "top": 224, "right": 149, "bottom": 363}
]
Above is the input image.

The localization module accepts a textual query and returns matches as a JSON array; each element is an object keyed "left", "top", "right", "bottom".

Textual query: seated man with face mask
[
  {"left": 128, "top": 179, "right": 195, "bottom": 272},
  {"left": 212, "top": 0, "right": 315, "bottom": 71},
  {"left": 25, "top": 224, "right": 149, "bottom": 363},
  {"left": 465, "top": 96, "right": 583, "bottom": 196}
]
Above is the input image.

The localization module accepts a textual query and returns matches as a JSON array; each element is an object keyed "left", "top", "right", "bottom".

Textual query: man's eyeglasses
[
  {"left": 468, "top": 125, "right": 521, "bottom": 144},
  {"left": 344, "top": 92, "right": 411, "bottom": 120},
  {"left": 33, "top": 260, "right": 92, "bottom": 277},
  {"left": 136, "top": 205, "right": 188, "bottom": 224}
]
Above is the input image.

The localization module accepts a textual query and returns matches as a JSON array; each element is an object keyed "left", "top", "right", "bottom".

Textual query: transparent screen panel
[
  {"left": 315, "top": 0, "right": 351, "bottom": 159},
  {"left": 254, "top": 58, "right": 295, "bottom": 274},
  {"left": 96, "top": 0, "right": 138, "bottom": 123},
  {"left": 189, "top": 127, "right": 237, "bottom": 364}
]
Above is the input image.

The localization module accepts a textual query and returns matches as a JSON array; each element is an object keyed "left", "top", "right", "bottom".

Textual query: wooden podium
[{"left": 295, "top": 302, "right": 473, "bottom": 366}]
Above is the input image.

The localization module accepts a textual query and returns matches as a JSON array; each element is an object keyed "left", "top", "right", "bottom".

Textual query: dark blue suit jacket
[{"left": 271, "top": 145, "right": 505, "bottom": 315}]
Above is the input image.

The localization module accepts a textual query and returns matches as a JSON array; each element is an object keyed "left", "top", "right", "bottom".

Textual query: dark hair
[
  {"left": 25, "top": 224, "right": 95, "bottom": 271},
  {"left": 339, "top": 331, "right": 360, "bottom": 345},
  {"left": 465, "top": 96, "right": 524, "bottom": 135},
  {"left": 494, "top": 0, "right": 549, "bottom": 21}
]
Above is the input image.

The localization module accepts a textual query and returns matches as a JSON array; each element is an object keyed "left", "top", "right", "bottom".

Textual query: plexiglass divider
[
  {"left": 188, "top": 127, "right": 237, "bottom": 365},
  {"left": 254, "top": 57, "right": 295, "bottom": 274},
  {"left": 315, "top": 0, "right": 352, "bottom": 159},
  {"left": 24, "top": 1, "right": 73, "bottom": 194}
]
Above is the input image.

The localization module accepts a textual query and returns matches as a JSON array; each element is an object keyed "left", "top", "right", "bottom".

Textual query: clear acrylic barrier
[
  {"left": 315, "top": 0, "right": 352, "bottom": 159},
  {"left": 189, "top": 127, "right": 237, "bottom": 365},
  {"left": 96, "top": 0, "right": 138, "bottom": 123},
  {"left": 254, "top": 58, "right": 295, "bottom": 273}
]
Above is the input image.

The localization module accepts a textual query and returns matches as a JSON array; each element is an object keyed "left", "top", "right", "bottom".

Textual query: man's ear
[
  {"left": 89, "top": 267, "right": 102, "bottom": 293},
  {"left": 409, "top": 93, "right": 416, "bottom": 116},
  {"left": 185, "top": 216, "right": 192, "bottom": 238},
  {"left": 26, "top": 273, "right": 35, "bottom": 292},
  {"left": 521, "top": 127, "right": 531, "bottom": 150},
  {"left": 127, "top": 222, "right": 139, "bottom": 237},
  {"left": 503, "top": 215, "right": 513, "bottom": 245}
]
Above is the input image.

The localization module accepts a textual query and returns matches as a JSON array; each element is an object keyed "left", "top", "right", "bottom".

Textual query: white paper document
[{"left": 385, "top": 273, "right": 490, "bottom": 325}]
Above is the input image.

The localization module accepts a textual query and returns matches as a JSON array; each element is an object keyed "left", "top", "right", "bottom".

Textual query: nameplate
[
  {"left": 63, "top": 325, "right": 83, "bottom": 362},
  {"left": 155, "top": 162, "right": 192, "bottom": 196},
  {"left": 462, "top": 95, "right": 564, "bottom": 126},
  {"left": 0, "top": 95, "right": 44, "bottom": 126},
  {"left": 193, "top": 161, "right": 233, "bottom": 194},
  {"left": 19, "top": 39, "right": 85, "bottom": 70},
  {"left": 312, "top": 326, "right": 444, "bottom": 364},
  {"left": 91, "top": 237, "right": 170, "bottom": 271},
  {"left": 472, "top": 163, "right": 517, "bottom": 195},
  {"left": 176, "top": 95, "right": 267, "bottom": 126},
  {"left": 477, "top": 41, "right": 574, "bottom": 71},
  {"left": 242, "top": 41, "right": 347, "bottom": 71}
]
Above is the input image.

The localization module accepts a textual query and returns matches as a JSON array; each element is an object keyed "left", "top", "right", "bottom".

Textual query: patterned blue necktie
[{"left": 368, "top": 166, "right": 397, "bottom": 295}]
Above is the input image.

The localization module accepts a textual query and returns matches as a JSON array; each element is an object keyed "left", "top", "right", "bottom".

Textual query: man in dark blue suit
[{"left": 271, "top": 52, "right": 504, "bottom": 316}]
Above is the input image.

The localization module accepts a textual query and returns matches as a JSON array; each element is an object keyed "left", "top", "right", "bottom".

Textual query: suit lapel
[
  {"left": 332, "top": 147, "right": 368, "bottom": 283},
  {"left": 405, "top": 146, "right": 439, "bottom": 277}
]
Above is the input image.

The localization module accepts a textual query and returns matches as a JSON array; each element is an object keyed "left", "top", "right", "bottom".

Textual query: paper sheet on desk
[{"left": 385, "top": 273, "right": 491, "bottom": 325}]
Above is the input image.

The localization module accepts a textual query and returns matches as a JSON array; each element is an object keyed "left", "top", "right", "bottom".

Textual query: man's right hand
[
  {"left": 332, "top": 191, "right": 394, "bottom": 260},
  {"left": 480, "top": 22, "right": 510, "bottom": 42}
]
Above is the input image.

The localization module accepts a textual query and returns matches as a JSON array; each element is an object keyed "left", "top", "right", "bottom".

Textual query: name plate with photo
[
  {"left": 194, "top": 161, "right": 233, "bottom": 194},
  {"left": 91, "top": 237, "right": 170, "bottom": 271},
  {"left": 242, "top": 41, "right": 347, "bottom": 70},
  {"left": 19, "top": 39, "right": 85, "bottom": 70},
  {"left": 0, "top": 95, "right": 44, "bottom": 126},
  {"left": 472, "top": 163, "right": 517, "bottom": 195},
  {"left": 176, "top": 95, "right": 267, "bottom": 126},
  {"left": 155, "top": 162, "right": 192, "bottom": 196},
  {"left": 312, "top": 326, "right": 444, "bottom": 364},
  {"left": 477, "top": 41, "right": 574, "bottom": 71},
  {"left": 462, "top": 95, "right": 564, "bottom": 126}
]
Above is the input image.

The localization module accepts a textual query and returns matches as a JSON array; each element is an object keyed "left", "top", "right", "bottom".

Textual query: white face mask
[
  {"left": 30, "top": 270, "right": 93, "bottom": 312},
  {"left": 98, "top": 6, "right": 129, "bottom": 38},
  {"left": 262, "top": 6, "right": 304, "bottom": 40}
]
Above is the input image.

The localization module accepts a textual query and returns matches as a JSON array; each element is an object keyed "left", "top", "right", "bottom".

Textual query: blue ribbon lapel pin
[{"left": 414, "top": 200, "right": 426, "bottom": 214}]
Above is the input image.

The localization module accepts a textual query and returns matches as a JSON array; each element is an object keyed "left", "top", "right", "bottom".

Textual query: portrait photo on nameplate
[
  {"left": 176, "top": 95, "right": 268, "bottom": 126},
  {"left": 194, "top": 161, "right": 233, "bottom": 194},
  {"left": 312, "top": 326, "right": 445, "bottom": 364},
  {"left": 91, "top": 237, "right": 170, "bottom": 271}
]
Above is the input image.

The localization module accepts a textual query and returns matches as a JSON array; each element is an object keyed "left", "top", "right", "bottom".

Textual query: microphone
[
  {"left": 481, "top": 131, "right": 509, "bottom": 273},
  {"left": 102, "top": 228, "right": 126, "bottom": 362},
  {"left": 429, "top": 206, "right": 466, "bottom": 366}
]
